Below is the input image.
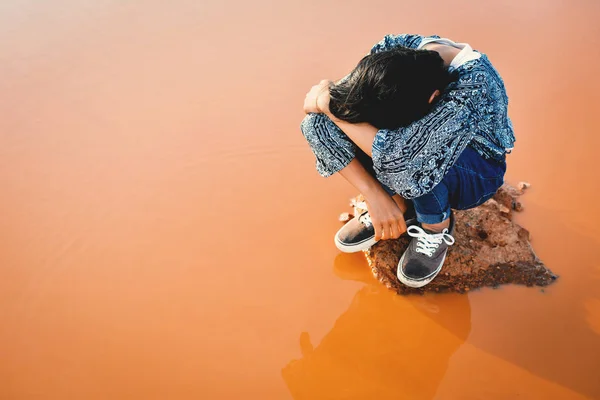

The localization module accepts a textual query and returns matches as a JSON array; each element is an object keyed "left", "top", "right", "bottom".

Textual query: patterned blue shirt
[{"left": 300, "top": 34, "right": 515, "bottom": 199}]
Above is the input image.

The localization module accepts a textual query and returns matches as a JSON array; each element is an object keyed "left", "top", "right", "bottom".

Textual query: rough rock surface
[{"left": 340, "top": 183, "right": 557, "bottom": 294}]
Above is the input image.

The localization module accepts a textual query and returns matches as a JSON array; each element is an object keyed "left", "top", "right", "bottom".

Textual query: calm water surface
[{"left": 1, "top": 0, "right": 600, "bottom": 399}]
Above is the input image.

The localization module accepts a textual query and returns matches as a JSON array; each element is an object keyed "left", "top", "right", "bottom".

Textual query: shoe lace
[
  {"left": 354, "top": 201, "right": 372, "bottom": 227},
  {"left": 407, "top": 226, "right": 455, "bottom": 257},
  {"left": 358, "top": 212, "right": 372, "bottom": 227}
]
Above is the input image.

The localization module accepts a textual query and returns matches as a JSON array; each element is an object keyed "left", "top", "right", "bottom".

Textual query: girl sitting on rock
[{"left": 301, "top": 33, "right": 514, "bottom": 288}]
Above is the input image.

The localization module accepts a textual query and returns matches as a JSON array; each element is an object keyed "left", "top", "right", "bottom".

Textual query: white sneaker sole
[
  {"left": 334, "top": 228, "right": 377, "bottom": 253},
  {"left": 396, "top": 251, "right": 447, "bottom": 288}
]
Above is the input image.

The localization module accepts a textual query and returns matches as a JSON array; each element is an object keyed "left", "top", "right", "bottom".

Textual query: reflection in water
[{"left": 282, "top": 254, "right": 471, "bottom": 400}]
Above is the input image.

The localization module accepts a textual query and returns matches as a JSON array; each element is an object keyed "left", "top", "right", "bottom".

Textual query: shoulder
[
  {"left": 370, "top": 34, "right": 440, "bottom": 53},
  {"left": 442, "top": 56, "right": 493, "bottom": 102},
  {"left": 449, "top": 54, "right": 509, "bottom": 104}
]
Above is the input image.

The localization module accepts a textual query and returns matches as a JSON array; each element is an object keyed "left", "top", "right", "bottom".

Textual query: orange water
[{"left": 1, "top": 1, "right": 600, "bottom": 399}]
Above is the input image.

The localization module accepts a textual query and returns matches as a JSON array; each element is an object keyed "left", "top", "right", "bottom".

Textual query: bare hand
[
  {"left": 365, "top": 191, "right": 407, "bottom": 241},
  {"left": 303, "top": 79, "right": 332, "bottom": 114}
]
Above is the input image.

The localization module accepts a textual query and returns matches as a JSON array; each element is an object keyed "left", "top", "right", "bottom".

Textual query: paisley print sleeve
[{"left": 371, "top": 92, "right": 478, "bottom": 199}]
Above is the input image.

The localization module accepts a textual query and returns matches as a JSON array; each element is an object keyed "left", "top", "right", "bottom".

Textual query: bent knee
[{"left": 300, "top": 113, "right": 329, "bottom": 141}]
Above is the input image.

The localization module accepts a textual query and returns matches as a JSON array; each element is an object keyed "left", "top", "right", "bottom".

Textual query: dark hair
[{"left": 329, "top": 47, "right": 453, "bottom": 129}]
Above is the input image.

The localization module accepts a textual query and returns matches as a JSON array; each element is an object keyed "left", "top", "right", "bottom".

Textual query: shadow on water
[
  {"left": 281, "top": 253, "right": 471, "bottom": 400},
  {"left": 282, "top": 202, "right": 600, "bottom": 399}
]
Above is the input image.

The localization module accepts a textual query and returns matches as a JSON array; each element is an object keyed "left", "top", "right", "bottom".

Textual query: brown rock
[
  {"left": 340, "top": 184, "right": 557, "bottom": 295},
  {"left": 338, "top": 212, "right": 353, "bottom": 222}
]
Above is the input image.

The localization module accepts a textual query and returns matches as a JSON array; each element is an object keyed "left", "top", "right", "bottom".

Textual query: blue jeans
[{"left": 357, "top": 146, "right": 506, "bottom": 224}]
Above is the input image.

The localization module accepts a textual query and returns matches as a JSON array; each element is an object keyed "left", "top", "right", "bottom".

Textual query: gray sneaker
[
  {"left": 335, "top": 203, "right": 417, "bottom": 253},
  {"left": 397, "top": 213, "right": 455, "bottom": 288}
]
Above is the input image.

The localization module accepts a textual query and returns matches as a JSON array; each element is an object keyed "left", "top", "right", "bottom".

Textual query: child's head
[{"left": 329, "top": 47, "right": 453, "bottom": 129}]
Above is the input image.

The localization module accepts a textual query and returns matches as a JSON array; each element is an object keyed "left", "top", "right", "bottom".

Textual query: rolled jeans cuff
[{"left": 415, "top": 208, "right": 451, "bottom": 224}]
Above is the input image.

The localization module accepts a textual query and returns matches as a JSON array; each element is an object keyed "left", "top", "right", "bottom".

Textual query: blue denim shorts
[
  {"left": 357, "top": 145, "right": 506, "bottom": 224},
  {"left": 410, "top": 146, "right": 506, "bottom": 224}
]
